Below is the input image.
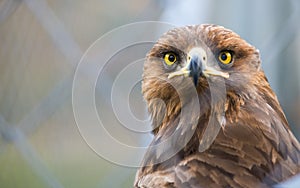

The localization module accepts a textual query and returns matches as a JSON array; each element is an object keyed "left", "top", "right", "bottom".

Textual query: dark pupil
[
  {"left": 221, "top": 53, "right": 227, "bottom": 61},
  {"left": 168, "top": 54, "right": 175, "bottom": 62}
]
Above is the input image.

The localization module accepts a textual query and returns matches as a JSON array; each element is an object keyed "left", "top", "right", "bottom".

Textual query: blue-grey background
[{"left": 0, "top": 0, "right": 300, "bottom": 187}]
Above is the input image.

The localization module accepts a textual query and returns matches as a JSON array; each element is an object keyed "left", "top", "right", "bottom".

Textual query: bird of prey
[{"left": 134, "top": 24, "right": 300, "bottom": 188}]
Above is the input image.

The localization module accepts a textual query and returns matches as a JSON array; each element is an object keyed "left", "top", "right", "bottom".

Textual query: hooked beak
[{"left": 168, "top": 48, "right": 229, "bottom": 86}]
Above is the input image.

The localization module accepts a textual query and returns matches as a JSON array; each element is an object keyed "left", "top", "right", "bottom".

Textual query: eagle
[{"left": 134, "top": 24, "right": 300, "bottom": 188}]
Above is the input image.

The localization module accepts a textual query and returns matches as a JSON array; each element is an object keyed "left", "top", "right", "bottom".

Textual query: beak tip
[{"left": 193, "top": 75, "right": 199, "bottom": 86}]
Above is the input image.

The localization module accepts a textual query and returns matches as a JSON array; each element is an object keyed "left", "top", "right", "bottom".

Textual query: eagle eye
[
  {"left": 218, "top": 51, "right": 233, "bottom": 65},
  {"left": 164, "top": 52, "right": 177, "bottom": 66}
]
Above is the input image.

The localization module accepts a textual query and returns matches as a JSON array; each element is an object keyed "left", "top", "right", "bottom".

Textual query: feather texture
[{"left": 135, "top": 24, "right": 300, "bottom": 188}]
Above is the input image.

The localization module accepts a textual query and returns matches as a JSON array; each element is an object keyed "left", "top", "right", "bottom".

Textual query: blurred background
[{"left": 1, "top": 0, "right": 300, "bottom": 187}]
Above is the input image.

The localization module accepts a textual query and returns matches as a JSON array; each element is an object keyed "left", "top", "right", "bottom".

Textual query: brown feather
[{"left": 135, "top": 24, "right": 300, "bottom": 188}]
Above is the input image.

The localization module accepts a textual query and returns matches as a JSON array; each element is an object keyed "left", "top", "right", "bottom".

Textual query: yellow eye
[
  {"left": 218, "top": 51, "right": 232, "bottom": 65},
  {"left": 164, "top": 53, "right": 177, "bottom": 66}
]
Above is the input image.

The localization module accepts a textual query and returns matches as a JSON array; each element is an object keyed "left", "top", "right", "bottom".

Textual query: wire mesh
[{"left": 0, "top": 0, "right": 299, "bottom": 187}]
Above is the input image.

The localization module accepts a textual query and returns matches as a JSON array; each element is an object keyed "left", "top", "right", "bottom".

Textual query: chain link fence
[{"left": 0, "top": 0, "right": 299, "bottom": 187}]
